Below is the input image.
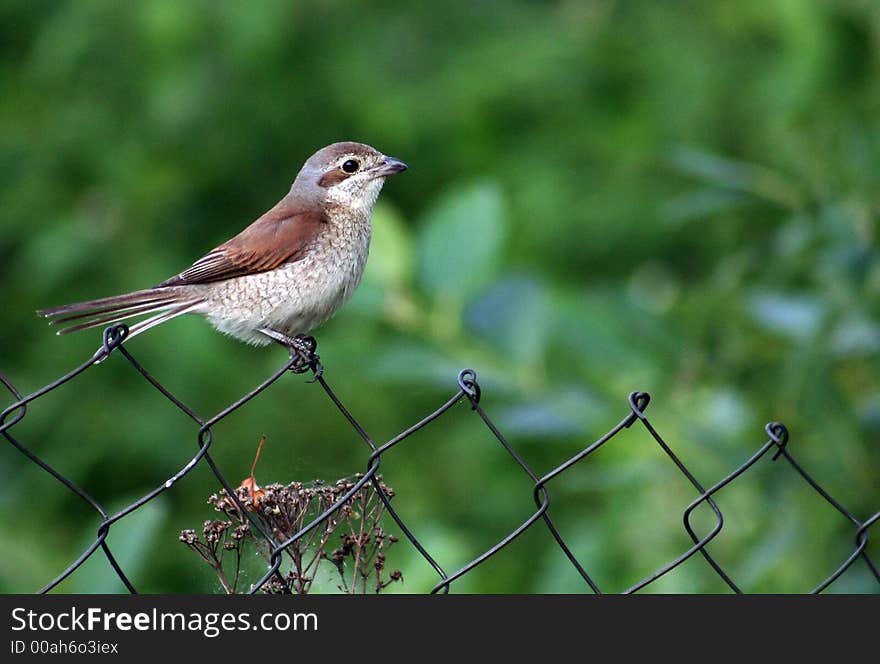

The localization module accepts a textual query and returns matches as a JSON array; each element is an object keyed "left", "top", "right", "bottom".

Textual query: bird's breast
[{"left": 200, "top": 218, "right": 371, "bottom": 342}]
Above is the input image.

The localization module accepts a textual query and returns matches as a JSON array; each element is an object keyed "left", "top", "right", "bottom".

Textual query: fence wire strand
[{"left": 1, "top": 323, "right": 877, "bottom": 594}]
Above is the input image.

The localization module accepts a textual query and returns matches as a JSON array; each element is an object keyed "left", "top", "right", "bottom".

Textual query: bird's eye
[{"left": 341, "top": 159, "right": 360, "bottom": 174}]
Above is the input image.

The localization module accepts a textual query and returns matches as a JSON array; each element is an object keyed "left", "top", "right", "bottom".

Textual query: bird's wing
[{"left": 157, "top": 198, "right": 326, "bottom": 287}]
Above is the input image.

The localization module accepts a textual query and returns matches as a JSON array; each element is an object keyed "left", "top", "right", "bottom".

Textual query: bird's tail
[{"left": 37, "top": 288, "right": 203, "bottom": 341}]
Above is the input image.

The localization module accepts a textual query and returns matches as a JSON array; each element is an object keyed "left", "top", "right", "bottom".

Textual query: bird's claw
[{"left": 287, "top": 335, "right": 322, "bottom": 380}]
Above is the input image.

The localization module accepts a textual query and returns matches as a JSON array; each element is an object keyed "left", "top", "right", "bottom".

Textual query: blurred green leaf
[
  {"left": 464, "top": 273, "right": 549, "bottom": 366},
  {"left": 66, "top": 497, "right": 168, "bottom": 594},
  {"left": 829, "top": 315, "right": 880, "bottom": 357},
  {"left": 663, "top": 188, "right": 749, "bottom": 223},
  {"left": 416, "top": 180, "right": 506, "bottom": 302},
  {"left": 748, "top": 291, "right": 826, "bottom": 341},
  {"left": 368, "top": 341, "right": 468, "bottom": 387},
  {"left": 669, "top": 145, "right": 802, "bottom": 208},
  {"left": 364, "top": 202, "right": 414, "bottom": 291},
  {"left": 497, "top": 386, "right": 608, "bottom": 439}
]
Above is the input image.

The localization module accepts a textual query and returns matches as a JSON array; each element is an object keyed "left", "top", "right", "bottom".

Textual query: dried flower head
[{"left": 181, "top": 472, "right": 401, "bottom": 594}]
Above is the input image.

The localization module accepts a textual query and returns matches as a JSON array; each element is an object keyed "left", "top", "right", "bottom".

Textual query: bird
[{"left": 37, "top": 141, "right": 407, "bottom": 361}]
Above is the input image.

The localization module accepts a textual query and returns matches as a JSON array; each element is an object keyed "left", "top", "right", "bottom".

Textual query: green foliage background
[{"left": 1, "top": 1, "right": 878, "bottom": 593}]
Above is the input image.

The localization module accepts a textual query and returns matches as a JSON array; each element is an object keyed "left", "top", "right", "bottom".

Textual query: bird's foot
[
  {"left": 259, "top": 328, "right": 323, "bottom": 379},
  {"left": 288, "top": 334, "right": 322, "bottom": 379}
]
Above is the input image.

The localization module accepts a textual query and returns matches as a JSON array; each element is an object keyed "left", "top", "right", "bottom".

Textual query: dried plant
[{"left": 180, "top": 474, "right": 402, "bottom": 594}]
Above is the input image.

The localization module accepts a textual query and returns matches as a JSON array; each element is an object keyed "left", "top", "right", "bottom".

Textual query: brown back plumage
[{"left": 158, "top": 199, "right": 326, "bottom": 287}]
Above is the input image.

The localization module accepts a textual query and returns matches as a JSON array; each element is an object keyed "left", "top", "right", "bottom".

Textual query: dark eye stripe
[{"left": 318, "top": 169, "right": 350, "bottom": 188}]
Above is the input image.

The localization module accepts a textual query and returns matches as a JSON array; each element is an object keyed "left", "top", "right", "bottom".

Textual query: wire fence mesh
[{"left": 1, "top": 322, "right": 877, "bottom": 594}]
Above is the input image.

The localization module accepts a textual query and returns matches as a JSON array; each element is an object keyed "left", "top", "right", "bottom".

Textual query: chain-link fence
[{"left": 2, "top": 323, "right": 877, "bottom": 594}]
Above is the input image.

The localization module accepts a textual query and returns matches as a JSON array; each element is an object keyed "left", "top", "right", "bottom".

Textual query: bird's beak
[{"left": 372, "top": 156, "right": 408, "bottom": 178}]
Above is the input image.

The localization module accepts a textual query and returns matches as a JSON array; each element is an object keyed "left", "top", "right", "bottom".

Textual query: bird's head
[{"left": 292, "top": 141, "right": 407, "bottom": 211}]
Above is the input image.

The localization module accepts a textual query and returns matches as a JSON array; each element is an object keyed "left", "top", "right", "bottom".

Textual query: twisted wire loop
[{"left": 0, "top": 324, "right": 877, "bottom": 593}]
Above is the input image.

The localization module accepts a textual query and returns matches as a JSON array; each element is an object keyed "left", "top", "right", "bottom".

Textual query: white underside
[{"left": 193, "top": 227, "right": 371, "bottom": 346}]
